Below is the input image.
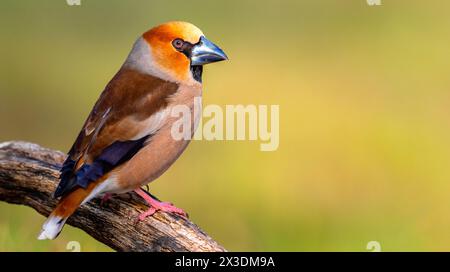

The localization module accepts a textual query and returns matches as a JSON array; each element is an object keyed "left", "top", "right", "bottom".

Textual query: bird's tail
[{"left": 38, "top": 178, "right": 104, "bottom": 240}]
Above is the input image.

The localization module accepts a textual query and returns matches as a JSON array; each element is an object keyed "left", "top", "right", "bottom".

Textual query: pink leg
[
  {"left": 134, "top": 188, "right": 187, "bottom": 220},
  {"left": 100, "top": 193, "right": 112, "bottom": 206}
]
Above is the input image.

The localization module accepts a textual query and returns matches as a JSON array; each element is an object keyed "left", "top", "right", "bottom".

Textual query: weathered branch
[{"left": 0, "top": 141, "right": 226, "bottom": 252}]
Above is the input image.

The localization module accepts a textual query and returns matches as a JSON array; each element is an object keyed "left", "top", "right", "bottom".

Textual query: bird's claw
[
  {"left": 134, "top": 188, "right": 188, "bottom": 221},
  {"left": 100, "top": 193, "right": 112, "bottom": 206},
  {"left": 138, "top": 202, "right": 188, "bottom": 221},
  {"left": 138, "top": 207, "right": 157, "bottom": 221}
]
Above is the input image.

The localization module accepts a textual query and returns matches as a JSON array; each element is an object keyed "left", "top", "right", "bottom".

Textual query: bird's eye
[{"left": 172, "top": 39, "right": 184, "bottom": 50}]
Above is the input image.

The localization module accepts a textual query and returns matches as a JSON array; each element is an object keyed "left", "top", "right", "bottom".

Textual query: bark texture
[{"left": 0, "top": 141, "right": 226, "bottom": 252}]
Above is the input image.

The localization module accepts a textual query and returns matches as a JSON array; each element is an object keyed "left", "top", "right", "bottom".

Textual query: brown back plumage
[{"left": 55, "top": 68, "right": 179, "bottom": 198}]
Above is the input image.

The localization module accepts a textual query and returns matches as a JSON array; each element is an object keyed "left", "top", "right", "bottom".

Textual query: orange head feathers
[{"left": 125, "top": 21, "right": 227, "bottom": 85}]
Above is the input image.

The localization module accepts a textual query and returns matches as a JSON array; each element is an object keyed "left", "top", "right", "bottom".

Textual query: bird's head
[{"left": 125, "top": 21, "right": 228, "bottom": 85}]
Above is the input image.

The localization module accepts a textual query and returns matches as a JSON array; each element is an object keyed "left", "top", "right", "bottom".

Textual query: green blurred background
[{"left": 2, "top": 0, "right": 450, "bottom": 251}]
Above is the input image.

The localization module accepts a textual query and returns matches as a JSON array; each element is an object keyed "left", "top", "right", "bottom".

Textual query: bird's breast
[{"left": 114, "top": 84, "right": 202, "bottom": 191}]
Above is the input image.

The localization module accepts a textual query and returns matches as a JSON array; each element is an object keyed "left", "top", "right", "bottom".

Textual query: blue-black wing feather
[{"left": 54, "top": 136, "right": 149, "bottom": 198}]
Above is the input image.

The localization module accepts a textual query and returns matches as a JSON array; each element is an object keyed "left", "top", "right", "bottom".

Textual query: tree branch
[{"left": 0, "top": 141, "right": 226, "bottom": 252}]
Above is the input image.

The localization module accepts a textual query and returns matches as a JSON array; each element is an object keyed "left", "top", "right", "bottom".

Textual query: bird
[{"left": 37, "top": 21, "right": 228, "bottom": 240}]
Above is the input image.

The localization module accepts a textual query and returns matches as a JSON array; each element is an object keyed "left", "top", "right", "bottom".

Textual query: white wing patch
[{"left": 131, "top": 107, "right": 170, "bottom": 140}]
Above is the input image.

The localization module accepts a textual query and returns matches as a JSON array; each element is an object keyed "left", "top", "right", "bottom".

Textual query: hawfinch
[{"left": 38, "top": 21, "right": 227, "bottom": 240}]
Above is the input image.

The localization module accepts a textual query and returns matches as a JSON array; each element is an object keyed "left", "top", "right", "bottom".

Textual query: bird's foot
[
  {"left": 138, "top": 202, "right": 187, "bottom": 220},
  {"left": 100, "top": 193, "right": 112, "bottom": 206},
  {"left": 134, "top": 188, "right": 188, "bottom": 220}
]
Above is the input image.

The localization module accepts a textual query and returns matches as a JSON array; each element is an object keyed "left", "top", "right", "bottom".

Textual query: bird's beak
[{"left": 191, "top": 36, "right": 228, "bottom": 66}]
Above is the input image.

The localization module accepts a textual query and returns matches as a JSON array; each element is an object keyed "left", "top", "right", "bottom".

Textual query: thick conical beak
[{"left": 191, "top": 36, "right": 228, "bottom": 66}]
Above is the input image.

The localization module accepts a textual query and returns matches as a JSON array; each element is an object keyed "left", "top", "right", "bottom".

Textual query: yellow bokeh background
[{"left": 2, "top": 0, "right": 450, "bottom": 251}]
